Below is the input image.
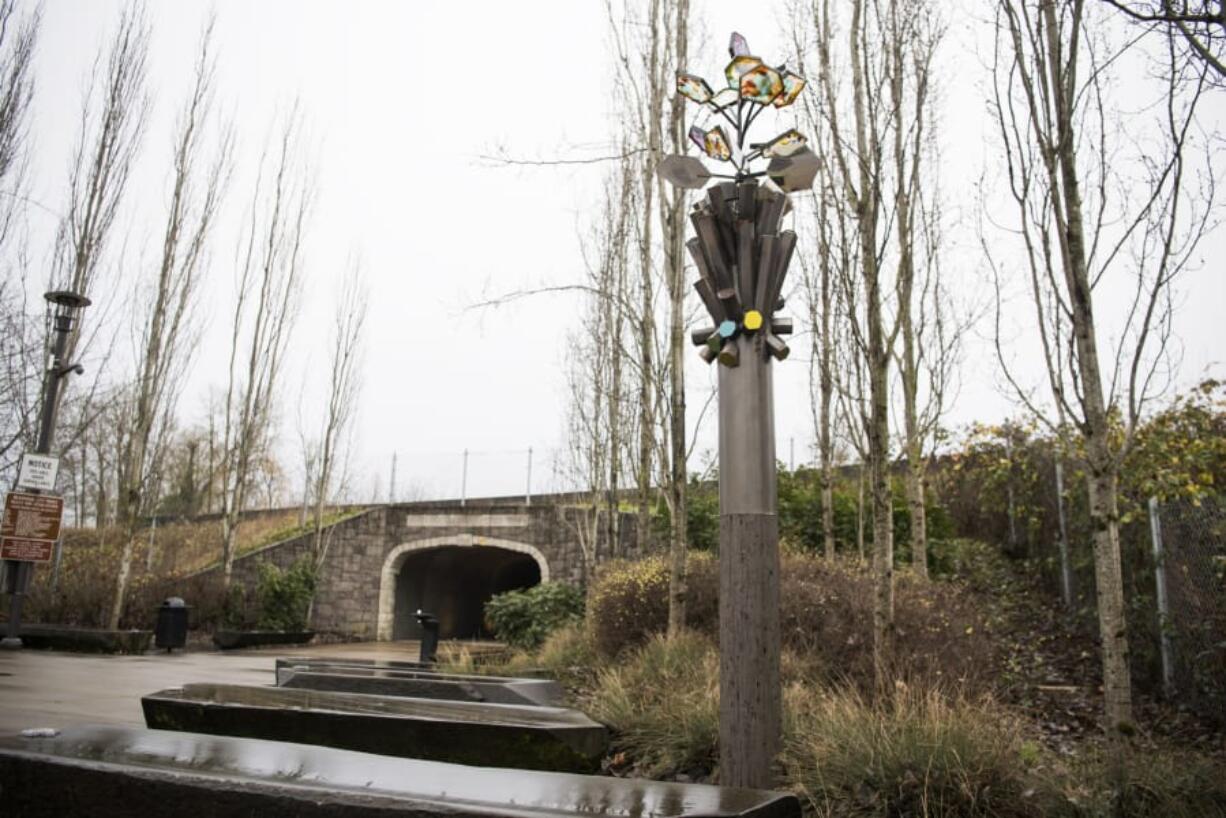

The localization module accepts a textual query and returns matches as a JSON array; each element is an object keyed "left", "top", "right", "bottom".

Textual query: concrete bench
[
  {"left": 17, "top": 624, "right": 152, "bottom": 654},
  {"left": 142, "top": 682, "right": 606, "bottom": 773},
  {"left": 0, "top": 726, "right": 801, "bottom": 818},
  {"left": 275, "top": 661, "right": 565, "bottom": 707}
]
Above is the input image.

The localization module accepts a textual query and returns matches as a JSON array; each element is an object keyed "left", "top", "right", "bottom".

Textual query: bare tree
[
  {"left": 883, "top": 1, "right": 948, "bottom": 579},
  {"left": 219, "top": 109, "right": 312, "bottom": 587},
  {"left": 0, "top": 0, "right": 37, "bottom": 251},
  {"left": 605, "top": 0, "right": 692, "bottom": 632},
  {"left": 309, "top": 261, "right": 366, "bottom": 575},
  {"left": 560, "top": 148, "right": 638, "bottom": 586},
  {"left": 812, "top": 0, "right": 897, "bottom": 679},
  {"left": 661, "top": 0, "right": 690, "bottom": 638},
  {"left": 52, "top": 5, "right": 148, "bottom": 302},
  {"left": 987, "top": 0, "right": 1215, "bottom": 739},
  {"left": 791, "top": 14, "right": 853, "bottom": 561},
  {"left": 108, "top": 20, "right": 232, "bottom": 627},
  {"left": 1102, "top": 0, "right": 1225, "bottom": 79}
]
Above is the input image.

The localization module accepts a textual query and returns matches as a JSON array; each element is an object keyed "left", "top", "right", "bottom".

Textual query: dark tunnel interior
[{"left": 392, "top": 545, "right": 541, "bottom": 640}]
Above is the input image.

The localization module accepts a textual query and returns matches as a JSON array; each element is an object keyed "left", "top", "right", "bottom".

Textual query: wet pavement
[{"left": 0, "top": 640, "right": 423, "bottom": 734}]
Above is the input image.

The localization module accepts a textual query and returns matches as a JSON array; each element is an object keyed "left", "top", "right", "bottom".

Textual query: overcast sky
[{"left": 26, "top": 1, "right": 1225, "bottom": 502}]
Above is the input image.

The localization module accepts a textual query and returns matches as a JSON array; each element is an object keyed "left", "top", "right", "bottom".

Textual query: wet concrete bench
[
  {"left": 17, "top": 624, "right": 152, "bottom": 654},
  {"left": 275, "top": 660, "right": 565, "bottom": 706},
  {"left": 275, "top": 654, "right": 545, "bottom": 675},
  {"left": 0, "top": 726, "right": 801, "bottom": 818},
  {"left": 142, "top": 682, "right": 606, "bottom": 773}
]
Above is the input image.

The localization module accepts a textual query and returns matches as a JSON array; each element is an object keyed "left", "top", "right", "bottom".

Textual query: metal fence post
[
  {"left": 1054, "top": 458, "right": 1072, "bottom": 608},
  {"left": 525, "top": 447, "right": 533, "bottom": 507},
  {"left": 460, "top": 449, "right": 468, "bottom": 508},
  {"left": 1148, "top": 496, "right": 1176, "bottom": 698}
]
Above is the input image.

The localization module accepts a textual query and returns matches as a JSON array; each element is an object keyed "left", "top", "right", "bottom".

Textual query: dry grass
[
  {"left": 782, "top": 682, "right": 1052, "bottom": 818},
  {"left": 582, "top": 630, "right": 721, "bottom": 779}
]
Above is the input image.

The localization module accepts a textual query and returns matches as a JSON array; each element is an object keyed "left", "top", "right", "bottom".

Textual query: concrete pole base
[{"left": 718, "top": 511, "right": 781, "bottom": 790}]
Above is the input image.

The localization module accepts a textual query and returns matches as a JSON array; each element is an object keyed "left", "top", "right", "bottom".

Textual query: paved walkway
[{"left": 0, "top": 641, "right": 428, "bottom": 734}]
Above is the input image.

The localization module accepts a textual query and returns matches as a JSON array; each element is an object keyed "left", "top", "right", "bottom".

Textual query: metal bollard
[{"left": 414, "top": 609, "right": 440, "bottom": 664}]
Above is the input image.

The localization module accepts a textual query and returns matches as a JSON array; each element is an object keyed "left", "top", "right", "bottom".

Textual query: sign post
[{"left": 2, "top": 291, "right": 89, "bottom": 649}]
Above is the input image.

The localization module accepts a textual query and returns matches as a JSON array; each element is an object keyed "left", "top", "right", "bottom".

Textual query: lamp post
[
  {"left": 660, "top": 32, "right": 817, "bottom": 789},
  {"left": 1, "top": 290, "right": 90, "bottom": 649}
]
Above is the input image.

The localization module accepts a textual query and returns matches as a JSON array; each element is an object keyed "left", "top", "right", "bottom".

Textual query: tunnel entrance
[{"left": 391, "top": 545, "right": 541, "bottom": 640}]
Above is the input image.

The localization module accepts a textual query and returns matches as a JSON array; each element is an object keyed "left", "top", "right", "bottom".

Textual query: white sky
[{"left": 24, "top": 1, "right": 1226, "bottom": 502}]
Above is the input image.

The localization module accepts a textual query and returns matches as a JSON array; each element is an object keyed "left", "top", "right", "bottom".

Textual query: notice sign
[
  {"left": 17, "top": 453, "right": 59, "bottom": 492},
  {"left": 0, "top": 492, "right": 64, "bottom": 563}
]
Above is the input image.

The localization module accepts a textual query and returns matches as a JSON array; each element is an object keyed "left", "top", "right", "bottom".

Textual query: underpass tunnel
[{"left": 392, "top": 545, "right": 542, "bottom": 640}]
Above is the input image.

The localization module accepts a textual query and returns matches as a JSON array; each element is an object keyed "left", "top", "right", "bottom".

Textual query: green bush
[
  {"left": 483, "top": 582, "right": 584, "bottom": 649},
  {"left": 255, "top": 558, "right": 316, "bottom": 631},
  {"left": 583, "top": 630, "right": 720, "bottom": 779},
  {"left": 686, "top": 479, "right": 720, "bottom": 552}
]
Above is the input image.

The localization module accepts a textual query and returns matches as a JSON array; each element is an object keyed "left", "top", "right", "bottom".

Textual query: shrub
[
  {"left": 484, "top": 582, "right": 584, "bottom": 649},
  {"left": 587, "top": 551, "right": 994, "bottom": 691},
  {"left": 583, "top": 630, "right": 720, "bottom": 779},
  {"left": 254, "top": 558, "right": 316, "bottom": 631},
  {"left": 781, "top": 683, "right": 1054, "bottom": 818},
  {"left": 587, "top": 553, "right": 717, "bottom": 656},
  {"left": 1063, "top": 749, "right": 1226, "bottom": 818}
]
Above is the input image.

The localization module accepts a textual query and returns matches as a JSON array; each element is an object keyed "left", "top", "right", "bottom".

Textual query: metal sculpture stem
[{"left": 717, "top": 331, "right": 781, "bottom": 790}]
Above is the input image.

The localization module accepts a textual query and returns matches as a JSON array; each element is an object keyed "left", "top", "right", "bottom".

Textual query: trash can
[
  {"left": 155, "top": 597, "right": 189, "bottom": 652},
  {"left": 414, "top": 609, "right": 439, "bottom": 663}
]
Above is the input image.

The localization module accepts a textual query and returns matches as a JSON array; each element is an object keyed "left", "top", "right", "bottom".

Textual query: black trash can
[
  {"left": 155, "top": 597, "right": 189, "bottom": 652},
  {"left": 414, "top": 610, "right": 439, "bottom": 663}
]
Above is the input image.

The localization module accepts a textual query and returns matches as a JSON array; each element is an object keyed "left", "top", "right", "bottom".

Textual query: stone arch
[{"left": 376, "top": 534, "right": 551, "bottom": 641}]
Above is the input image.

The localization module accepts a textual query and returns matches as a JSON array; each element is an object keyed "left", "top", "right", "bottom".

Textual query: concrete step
[
  {"left": 142, "top": 682, "right": 606, "bottom": 773},
  {"left": 0, "top": 725, "right": 801, "bottom": 818},
  {"left": 275, "top": 661, "right": 565, "bottom": 706}
]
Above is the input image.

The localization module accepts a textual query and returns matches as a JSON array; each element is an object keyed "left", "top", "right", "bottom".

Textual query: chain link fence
[{"left": 1148, "top": 495, "right": 1226, "bottom": 725}]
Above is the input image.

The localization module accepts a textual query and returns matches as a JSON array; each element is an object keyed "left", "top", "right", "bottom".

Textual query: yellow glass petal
[
  {"left": 774, "top": 72, "right": 807, "bottom": 107},
  {"left": 740, "top": 64, "right": 783, "bottom": 105},
  {"left": 677, "top": 73, "right": 713, "bottom": 104},
  {"left": 725, "top": 55, "right": 763, "bottom": 89},
  {"left": 763, "top": 129, "right": 807, "bottom": 158},
  {"left": 703, "top": 126, "right": 732, "bottom": 162}
]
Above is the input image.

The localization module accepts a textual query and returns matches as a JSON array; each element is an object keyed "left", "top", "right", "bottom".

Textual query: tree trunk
[
  {"left": 665, "top": 0, "right": 689, "bottom": 637},
  {"left": 904, "top": 441, "right": 927, "bottom": 578},
  {"left": 1087, "top": 463, "right": 1131, "bottom": 733}
]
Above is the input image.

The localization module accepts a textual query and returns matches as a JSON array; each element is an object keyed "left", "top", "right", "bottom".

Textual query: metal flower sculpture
[
  {"left": 660, "top": 31, "right": 817, "bottom": 369},
  {"left": 659, "top": 32, "right": 817, "bottom": 790}
]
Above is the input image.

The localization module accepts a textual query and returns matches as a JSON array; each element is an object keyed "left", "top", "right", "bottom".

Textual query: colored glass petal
[
  {"left": 689, "top": 125, "right": 706, "bottom": 154},
  {"left": 725, "top": 55, "right": 763, "bottom": 89},
  {"left": 763, "top": 129, "right": 807, "bottom": 158},
  {"left": 709, "top": 87, "right": 739, "bottom": 110},
  {"left": 743, "top": 310, "right": 764, "bottom": 331},
  {"left": 740, "top": 64, "right": 783, "bottom": 105},
  {"left": 677, "top": 72, "right": 713, "bottom": 104},
  {"left": 703, "top": 126, "right": 733, "bottom": 162},
  {"left": 774, "top": 72, "right": 806, "bottom": 107},
  {"left": 658, "top": 154, "right": 711, "bottom": 190},
  {"left": 729, "top": 32, "right": 750, "bottom": 57}
]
